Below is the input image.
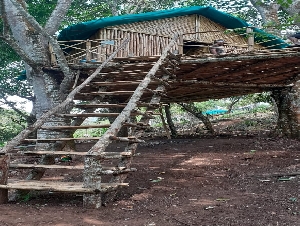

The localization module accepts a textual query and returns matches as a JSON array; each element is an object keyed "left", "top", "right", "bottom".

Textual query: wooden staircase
[{"left": 0, "top": 36, "right": 181, "bottom": 208}]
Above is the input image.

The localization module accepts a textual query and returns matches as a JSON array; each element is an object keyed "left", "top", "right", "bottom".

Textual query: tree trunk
[
  {"left": 227, "top": 96, "right": 241, "bottom": 113},
  {"left": 164, "top": 104, "right": 177, "bottom": 137},
  {"left": 179, "top": 103, "right": 215, "bottom": 134},
  {"left": 271, "top": 84, "right": 300, "bottom": 138}
]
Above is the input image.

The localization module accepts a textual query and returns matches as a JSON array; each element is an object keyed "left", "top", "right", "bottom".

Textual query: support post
[
  {"left": 0, "top": 154, "right": 9, "bottom": 204},
  {"left": 159, "top": 107, "right": 171, "bottom": 139},
  {"left": 83, "top": 156, "right": 103, "bottom": 208},
  {"left": 246, "top": 27, "right": 254, "bottom": 51}
]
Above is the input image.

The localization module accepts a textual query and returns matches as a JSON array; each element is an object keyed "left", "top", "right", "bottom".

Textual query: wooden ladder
[{"left": 0, "top": 36, "right": 180, "bottom": 208}]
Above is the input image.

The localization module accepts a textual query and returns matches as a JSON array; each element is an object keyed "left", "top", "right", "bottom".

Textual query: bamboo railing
[
  {"left": 51, "top": 29, "right": 180, "bottom": 65},
  {"left": 51, "top": 26, "right": 283, "bottom": 65}
]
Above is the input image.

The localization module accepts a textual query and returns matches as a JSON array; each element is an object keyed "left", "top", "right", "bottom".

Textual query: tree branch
[
  {"left": 0, "top": 35, "right": 37, "bottom": 69},
  {"left": 0, "top": 95, "right": 29, "bottom": 120},
  {"left": 0, "top": 0, "right": 37, "bottom": 68},
  {"left": 0, "top": 38, "right": 129, "bottom": 154},
  {"left": 8, "top": 0, "right": 73, "bottom": 95},
  {"left": 44, "top": 0, "right": 72, "bottom": 36}
]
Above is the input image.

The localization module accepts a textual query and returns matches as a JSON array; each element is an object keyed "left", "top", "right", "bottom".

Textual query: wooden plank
[
  {"left": 41, "top": 124, "right": 111, "bottom": 130},
  {"left": 75, "top": 103, "right": 160, "bottom": 108},
  {"left": 75, "top": 103, "right": 126, "bottom": 108},
  {"left": 0, "top": 180, "right": 128, "bottom": 193},
  {"left": 10, "top": 163, "right": 84, "bottom": 170},
  {"left": 41, "top": 122, "right": 149, "bottom": 130},
  {"left": 9, "top": 164, "right": 128, "bottom": 171},
  {"left": 82, "top": 91, "right": 134, "bottom": 95},
  {"left": 18, "top": 150, "right": 132, "bottom": 157},
  {"left": 57, "top": 113, "right": 120, "bottom": 117},
  {"left": 24, "top": 137, "right": 102, "bottom": 142}
]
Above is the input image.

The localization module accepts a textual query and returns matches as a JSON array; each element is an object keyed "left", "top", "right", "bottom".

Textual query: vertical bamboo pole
[
  {"left": 49, "top": 44, "right": 57, "bottom": 65},
  {"left": 103, "top": 29, "right": 107, "bottom": 61},
  {"left": 129, "top": 31, "right": 133, "bottom": 56},
  {"left": 195, "top": 15, "right": 200, "bottom": 41},
  {"left": 0, "top": 154, "right": 9, "bottom": 204},
  {"left": 86, "top": 40, "right": 91, "bottom": 61},
  {"left": 136, "top": 33, "right": 140, "bottom": 57},
  {"left": 178, "top": 34, "right": 184, "bottom": 55},
  {"left": 135, "top": 32, "right": 138, "bottom": 56},
  {"left": 247, "top": 27, "right": 254, "bottom": 51},
  {"left": 97, "top": 41, "right": 102, "bottom": 62},
  {"left": 150, "top": 34, "right": 153, "bottom": 56},
  {"left": 143, "top": 34, "right": 147, "bottom": 56}
]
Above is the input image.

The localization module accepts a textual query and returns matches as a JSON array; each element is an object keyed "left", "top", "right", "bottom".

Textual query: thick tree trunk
[{"left": 271, "top": 84, "right": 300, "bottom": 138}]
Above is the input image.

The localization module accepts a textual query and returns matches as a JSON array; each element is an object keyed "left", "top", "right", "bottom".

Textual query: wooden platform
[{"left": 60, "top": 50, "right": 300, "bottom": 103}]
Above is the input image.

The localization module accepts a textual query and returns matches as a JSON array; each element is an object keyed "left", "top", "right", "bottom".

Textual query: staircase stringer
[
  {"left": 83, "top": 34, "right": 179, "bottom": 208},
  {"left": 0, "top": 39, "right": 129, "bottom": 204},
  {"left": 109, "top": 68, "right": 181, "bottom": 186},
  {"left": 0, "top": 38, "right": 130, "bottom": 155}
]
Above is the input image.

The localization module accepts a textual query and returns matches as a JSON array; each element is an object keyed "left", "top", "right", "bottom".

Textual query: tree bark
[
  {"left": 164, "top": 104, "right": 177, "bottom": 138},
  {"left": 179, "top": 103, "right": 215, "bottom": 134},
  {"left": 271, "top": 84, "right": 300, "bottom": 138},
  {"left": 227, "top": 96, "right": 241, "bottom": 113}
]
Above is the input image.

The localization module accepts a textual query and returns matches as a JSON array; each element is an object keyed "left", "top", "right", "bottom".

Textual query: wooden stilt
[
  {"left": 0, "top": 154, "right": 9, "bottom": 204},
  {"left": 83, "top": 156, "right": 103, "bottom": 208}
]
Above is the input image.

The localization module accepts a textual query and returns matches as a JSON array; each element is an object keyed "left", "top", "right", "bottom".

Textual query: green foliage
[
  {"left": 277, "top": 0, "right": 293, "bottom": 8},
  {"left": 73, "top": 127, "right": 108, "bottom": 138},
  {"left": 0, "top": 109, "right": 27, "bottom": 147}
]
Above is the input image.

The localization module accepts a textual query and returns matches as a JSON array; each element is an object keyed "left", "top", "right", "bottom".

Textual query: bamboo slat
[{"left": 0, "top": 180, "right": 128, "bottom": 193}]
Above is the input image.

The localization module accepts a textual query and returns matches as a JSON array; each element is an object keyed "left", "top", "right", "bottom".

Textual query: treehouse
[{"left": 1, "top": 6, "right": 300, "bottom": 208}]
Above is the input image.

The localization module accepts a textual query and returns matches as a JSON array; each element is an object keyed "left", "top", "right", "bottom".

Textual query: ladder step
[
  {"left": 9, "top": 164, "right": 130, "bottom": 172},
  {"left": 109, "top": 136, "right": 145, "bottom": 143},
  {"left": 17, "top": 151, "right": 132, "bottom": 158},
  {"left": 41, "top": 124, "right": 111, "bottom": 130},
  {"left": 10, "top": 163, "right": 84, "bottom": 170},
  {"left": 80, "top": 91, "right": 134, "bottom": 96},
  {"left": 57, "top": 112, "right": 153, "bottom": 118},
  {"left": 75, "top": 102, "right": 160, "bottom": 109},
  {"left": 24, "top": 137, "right": 102, "bottom": 142},
  {"left": 101, "top": 168, "right": 137, "bottom": 175},
  {"left": 75, "top": 103, "right": 127, "bottom": 108},
  {"left": 57, "top": 113, "right": 120, "bottom": 117},
  {"left": 92, "top": 81, "right": 147, "bottom": 86},
  {"left": 0, "top": 180, "right": 128, "bottom": 193},
  {"left": 41, "top": 123, "right": 149, "bottom": 130}
]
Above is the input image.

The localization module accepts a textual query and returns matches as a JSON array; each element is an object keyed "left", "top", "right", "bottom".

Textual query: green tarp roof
[{"left": 58, "top": 6, "right": 288, "bottom": 49}]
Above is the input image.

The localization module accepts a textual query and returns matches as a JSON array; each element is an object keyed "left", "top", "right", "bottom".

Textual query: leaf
[
  {"left": 278, "top": 177, "right": 294, "bottom": 181},
  {"left": 150, "top": 177, "right": 164, "bottom": 183},
  {"left": 216, "top": 198, "right": 230, "bottom": 202}
]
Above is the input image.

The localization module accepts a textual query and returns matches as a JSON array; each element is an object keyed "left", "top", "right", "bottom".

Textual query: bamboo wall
[{"left": 57, "top": 14, "right": 261, "bottom": 64}]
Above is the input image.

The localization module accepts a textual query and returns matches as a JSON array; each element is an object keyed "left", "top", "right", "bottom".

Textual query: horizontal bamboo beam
[{"left": 172, "top": 80, "right": 292, "bottom": 88}]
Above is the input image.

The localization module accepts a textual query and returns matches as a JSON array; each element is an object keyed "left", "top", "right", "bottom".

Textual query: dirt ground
[{"left": 1, "top": 129, "right": 300, "bottom": 225}]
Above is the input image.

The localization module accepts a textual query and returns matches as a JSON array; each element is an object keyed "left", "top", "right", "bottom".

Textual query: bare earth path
[{"left": 1, "top": 135, "right": 300, "bottom": 226}]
